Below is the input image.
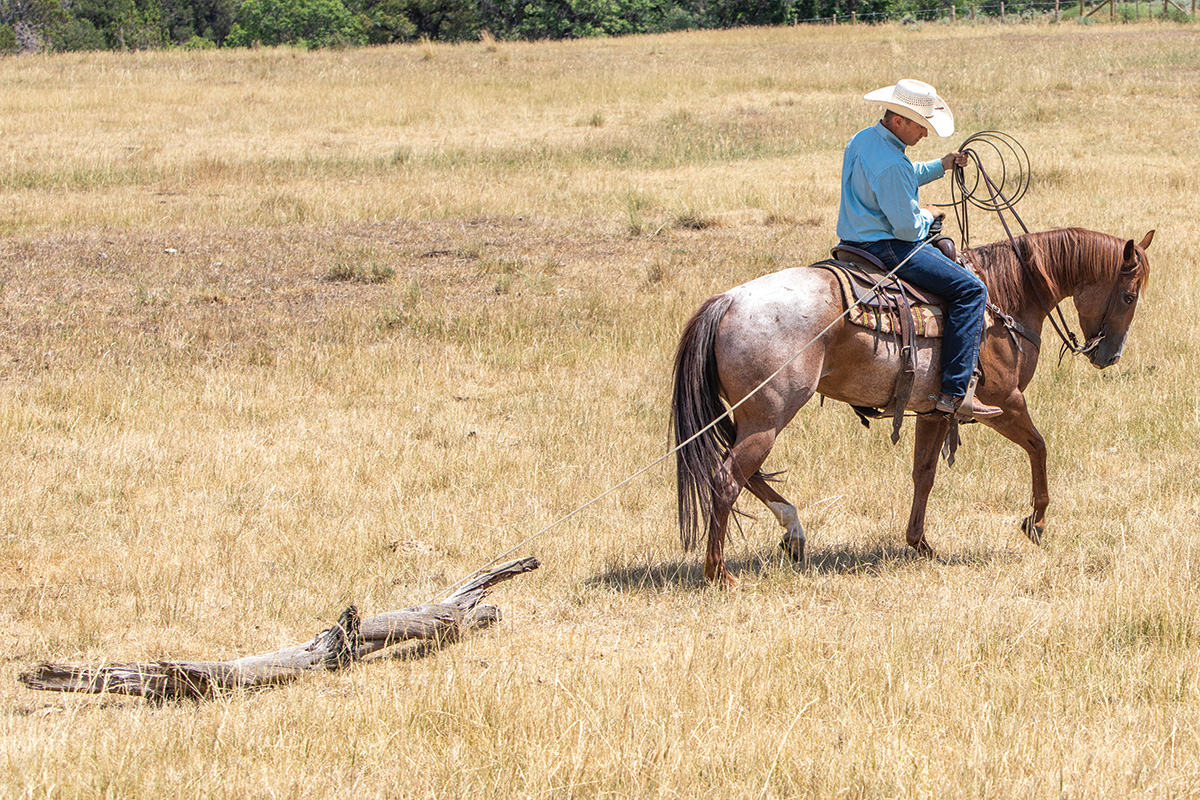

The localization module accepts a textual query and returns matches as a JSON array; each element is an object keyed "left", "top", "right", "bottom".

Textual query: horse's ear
[
  {"left": 1122, "top": 239, "right": 1137, "bottom": 269},
  {"left": 1122, "top": 232, "right": 1153, "bottom": 272}
]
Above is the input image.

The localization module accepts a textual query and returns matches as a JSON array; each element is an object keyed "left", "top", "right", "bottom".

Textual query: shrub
[
  {"left": 658, "top": 4, "right": 695, "bottom": 29},
  {"left": 181, "top": 31, "right": 216, "bottom": 45},
  {"left": 51, "top": 17, "right": 109, "bottom": 49},
  {"left": 227, "top": 0, "right": 364, "bottom": 47},
  {"left": 352, "top": 0, "right": 479, "bottom": 43},
  {"left": 160, "top": 0, "right": 238, "bottom": 44},
  {"left": 513, "top": 0, "right": 669, "bottom": 38},
  {"left": 64, "top": 0, "right": 167, "bottom": 49}
]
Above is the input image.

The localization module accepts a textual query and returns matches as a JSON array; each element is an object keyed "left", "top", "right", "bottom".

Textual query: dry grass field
[{"left": 2, "top": 20, "right": 1199, "bottom": 798}]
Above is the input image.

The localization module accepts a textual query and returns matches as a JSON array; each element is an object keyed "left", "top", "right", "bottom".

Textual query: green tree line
[{"left": 0, "top": 0, "right": 1077, "bottom": 53}]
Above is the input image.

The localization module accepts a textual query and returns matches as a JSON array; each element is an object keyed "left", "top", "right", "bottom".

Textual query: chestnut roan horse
[{"left": 672, "top": 228, "right": 1154, "bottom": 587}]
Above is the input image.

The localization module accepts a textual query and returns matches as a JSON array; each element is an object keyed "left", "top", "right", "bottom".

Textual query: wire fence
[{"left": 787, "top": 0, "right": 1197, "bottom": 24}]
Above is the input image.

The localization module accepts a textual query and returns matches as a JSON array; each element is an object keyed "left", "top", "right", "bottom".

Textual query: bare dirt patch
[{"left": 0, "top": 216, "right": 810, "bottom": 378}]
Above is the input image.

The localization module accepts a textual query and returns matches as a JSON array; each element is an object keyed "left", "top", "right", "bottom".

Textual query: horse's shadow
[{"left": 587, "top": 541, "right": 1026, "bottom": 593}]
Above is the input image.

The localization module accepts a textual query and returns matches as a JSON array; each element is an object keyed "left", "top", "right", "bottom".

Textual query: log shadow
[
  {"left": 383, "top": 640, "right": 443, "bottom": 662},
  {"left": 10, "top": 698, "right": 135, "bottom": 715}
]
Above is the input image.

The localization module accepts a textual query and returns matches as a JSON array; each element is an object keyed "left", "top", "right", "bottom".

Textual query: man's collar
[{"left": 875, "top": 120, "right": 907, "bottom": 151}]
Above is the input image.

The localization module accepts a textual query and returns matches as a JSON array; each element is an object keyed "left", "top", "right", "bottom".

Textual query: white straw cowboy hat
[{"left": 864, "top": 79, "right": 955, "bottom": 137}]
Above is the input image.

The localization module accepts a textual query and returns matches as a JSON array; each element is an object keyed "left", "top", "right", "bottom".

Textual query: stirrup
[
  {"left": 957, "top": 373, "right": 981, "bottom": 419},
  {"left": 960, "top": 374, "right": 1001, "bottom": 419}
]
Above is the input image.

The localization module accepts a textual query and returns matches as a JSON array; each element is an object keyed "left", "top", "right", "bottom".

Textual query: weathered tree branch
[{"left": 19, "top": 556, "right": 539, "bottom": 701}]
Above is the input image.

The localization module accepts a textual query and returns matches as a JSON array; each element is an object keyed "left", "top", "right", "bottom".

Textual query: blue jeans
[{"left": 843, "top": 239, "right": 988, "bottom": 398}]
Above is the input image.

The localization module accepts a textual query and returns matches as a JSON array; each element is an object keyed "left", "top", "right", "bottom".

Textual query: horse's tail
[{"left": 671, "top": 293, "right": 737, "bottom": 552}]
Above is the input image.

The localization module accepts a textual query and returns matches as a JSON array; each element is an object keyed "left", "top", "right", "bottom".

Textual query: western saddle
[{"left": 815, "top": 238, "right": 961, "bottom": 444}]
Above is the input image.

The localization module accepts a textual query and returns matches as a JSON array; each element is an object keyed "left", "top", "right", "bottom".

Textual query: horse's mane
[{"left": 965, "top": 228, "right": 1148, "bottom": 313}]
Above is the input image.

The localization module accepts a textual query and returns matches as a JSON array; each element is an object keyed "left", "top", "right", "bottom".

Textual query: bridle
[
  {"left": 947, "top": 131, "right": 1122, "bottom": 363},
  {"left": 1078, "top": 243, "right": 1146, "bottom": 360}
]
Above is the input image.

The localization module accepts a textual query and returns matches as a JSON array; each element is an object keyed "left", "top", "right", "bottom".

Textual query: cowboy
[{"left": 836, "top": 79, "right": 1002, "bottom": 419}]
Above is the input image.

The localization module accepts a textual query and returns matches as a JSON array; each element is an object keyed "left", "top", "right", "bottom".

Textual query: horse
[{"left": 671, "top": 228, "right": 1154, "bottom": 587}]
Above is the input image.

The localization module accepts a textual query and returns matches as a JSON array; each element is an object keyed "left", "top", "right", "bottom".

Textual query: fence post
[
  {"left": 1056, "top": 0, "right": 1061, "bottom": 19},
  {"left": 972, "top": 3, "right": 977, "bottom": 19},
  {"left": 1000, "top": 0, "right": 1005, "bottom": 19},
  {"left": 951, "top": 4, "right": 956, "bottom": 21},
  {"left": 833, "top": 11, "right": 838, "bottom": 23}
]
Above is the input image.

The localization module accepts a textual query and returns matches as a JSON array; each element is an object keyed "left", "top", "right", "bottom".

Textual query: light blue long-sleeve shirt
[{"left": 836, "top": 121, "right": 946, "bottom": 243}]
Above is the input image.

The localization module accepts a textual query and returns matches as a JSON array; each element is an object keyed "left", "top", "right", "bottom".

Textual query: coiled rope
[
  {"left": 945, "top": 130, "right": 1097, "bottom": 360},
  {"left": 942, "top": 130, "right": 1033, "bottom": 248}
]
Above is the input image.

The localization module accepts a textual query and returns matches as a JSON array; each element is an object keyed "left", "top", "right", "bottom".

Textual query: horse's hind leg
[
  {"left": 707, "top": 427, "right": 777, "bottom": 588},
  {"left": 746, "top": 475, "right": 805, "bottom": 563}
]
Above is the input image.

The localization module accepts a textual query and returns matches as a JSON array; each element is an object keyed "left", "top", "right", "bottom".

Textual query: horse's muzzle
[
  {"left": 1085, "top": 327, "right": 1129, "bottom": 369},
  {"left": 1088, "top": 346, "right": 1123, "bottom": 369}
]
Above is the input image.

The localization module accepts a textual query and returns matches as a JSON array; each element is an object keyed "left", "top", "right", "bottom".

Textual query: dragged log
[
  {"left": 357, "top": 557, "right": 540, "bottom": 655},
  {"left": 18, "top": 606, "right": 361, "bottom": 701},
  {"left": 19, "top": 556, "right": 539, "bottom": 701}
]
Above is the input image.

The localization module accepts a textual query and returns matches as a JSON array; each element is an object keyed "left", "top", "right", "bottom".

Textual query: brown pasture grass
[{"left": 2, "top": 20, "right": 1200, "bottom": 799}]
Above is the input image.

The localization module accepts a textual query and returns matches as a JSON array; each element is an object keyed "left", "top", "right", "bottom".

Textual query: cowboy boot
[
  {"left": 933, "top": 374, "right": 1001, "bottom": 419},
  {"left": 934, "top": 393, "right": 1002, "bottom": 420}
]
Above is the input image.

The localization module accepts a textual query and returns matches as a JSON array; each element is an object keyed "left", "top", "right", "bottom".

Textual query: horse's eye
[{"left": 1123, "top": 293, "right": 1137, "bottom": 305}]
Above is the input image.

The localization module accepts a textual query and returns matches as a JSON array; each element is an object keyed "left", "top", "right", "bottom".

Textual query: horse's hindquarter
[
  {"left": 715, "top": 268, "right": 841, "bottom": 416},
  {"left": 717, "top": 266, "right": 945, "bottom": 414}
]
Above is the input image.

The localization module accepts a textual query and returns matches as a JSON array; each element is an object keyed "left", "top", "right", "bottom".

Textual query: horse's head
[{"left": 1074, "top": 230, "right": 1153, "bottom": 368}]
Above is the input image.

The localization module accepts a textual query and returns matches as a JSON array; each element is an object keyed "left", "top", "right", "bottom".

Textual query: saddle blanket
[
  {"left": 852, "top": 299, "right": 946, "bottom": 338},
  {"left": 821, "top": 263, "right": 948, "bottom": 338}
]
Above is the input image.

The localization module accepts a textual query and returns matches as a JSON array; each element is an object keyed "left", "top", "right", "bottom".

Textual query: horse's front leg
[
  {"left": 979, "top": 391, "right": 1048, "bottom": 544},
  {"left": 906, "top": 414, "right": 954, "bottom": 556}
]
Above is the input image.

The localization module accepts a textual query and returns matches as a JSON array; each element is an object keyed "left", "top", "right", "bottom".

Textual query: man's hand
[
  {"left": 941, "top": 150, "right": 969, "bottom": 171},
  {"left": 923, "top": 205, "right": 946, "bottom": 236}
]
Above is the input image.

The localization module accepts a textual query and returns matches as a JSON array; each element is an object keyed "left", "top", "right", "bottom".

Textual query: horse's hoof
[
  {"left": 909, "top": 539, "right": 935, "bottom": 559},
  {"left": 1022, "top": 516, "right": 1045, "bottom": 545},
  {"left": 779, "top": 537, "right": 806, "bottom": 564},
  {"left": 705, "top": 566, "right": 739, "bottom": 589}
]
